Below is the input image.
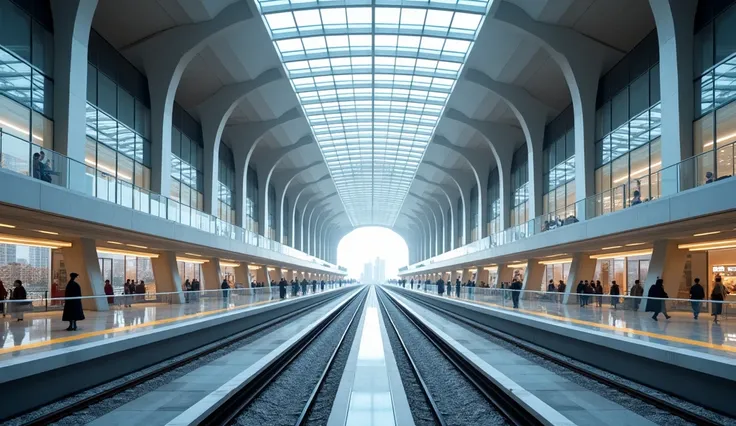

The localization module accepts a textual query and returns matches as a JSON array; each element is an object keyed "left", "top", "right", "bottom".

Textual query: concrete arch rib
[
  {"left": 419, "top": 161, "right": 473, "bottom": 247},
  {"left": 275, "top": 161, "right": 323, "bottom": 243},
  {"left": 414, "top": 175, "right": 456, "bottom": 250},
  {"left": 290, "top": 174, "right": 330, "bottom": 249},
  {"left": 198, "top": 68, "right": 284, "bottom": 215},
  {"left": 125, "top": 1, "right": 256, "bottom": 195},
  {"left": 407, "top": 193, "right": 440, "bottom": 258},
  {"left": 490, "top": 1, "right": 623, "bottom": 204}
]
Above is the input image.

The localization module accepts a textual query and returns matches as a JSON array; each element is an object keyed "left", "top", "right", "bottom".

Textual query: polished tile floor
[
  {"left": 0, "top": 288, "right": 332, "bottom": 362},
  {"left": 404, "top": 286, "right": 736, "bottom": 359}
]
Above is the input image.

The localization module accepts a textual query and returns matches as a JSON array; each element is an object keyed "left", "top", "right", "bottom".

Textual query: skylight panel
[{"left": 256, "top": 1, "right": 490, "bottom": 226}]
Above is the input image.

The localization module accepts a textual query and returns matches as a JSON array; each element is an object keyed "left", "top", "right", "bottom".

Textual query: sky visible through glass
[{"left": 255, "top": 0, "right": 491, "bottom": 227}]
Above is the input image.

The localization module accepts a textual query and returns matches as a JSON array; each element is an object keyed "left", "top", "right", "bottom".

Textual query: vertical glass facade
[
  {"left": 509, "top": 146, "right": 529, "bottom": 227},
  {"left": 170, "top": 103, "right": 204, "bottom": 220},
  {"left": 469, "top": 184, "right": 478, "bottom": 241},
  {"left": 86, "top": 30, "right": 151, "bottom": 207},
  {"left": 594, "top": 31, "right": 661, "bottom": 207},
  {"left": 245, "top": 166, "right": 259, "bottom": 233},
  {"left": 0, "top": 0, "right": 54, "bottom": 175},
  {"left": 294, "top": 206, "right": 300, "bottom": 247},
  {"left": 445, "top": 206, "right": 451, "bottom": 251},
  {"left": 543, "top": 106, "right": 576, "bottom": 219},
  {"left": 693, "top": 0, "right": 736, "bottom": 182},
  {"left": 486, "top": 167, "right": 500, "bottom": 235},
  {"left": 267, "top": 183, "right": 276, "bottom": 240},
  {"left": 217, "top": 142, "right": 236, "bottom": 224}
]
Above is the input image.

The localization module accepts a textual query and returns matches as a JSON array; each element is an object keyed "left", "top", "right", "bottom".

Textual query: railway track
[
  {"left": 377, "top": 286, "right": 543, "bottom": 426},
  {"left": 398, "top": 289, "right": 724, "bottom": 426}
]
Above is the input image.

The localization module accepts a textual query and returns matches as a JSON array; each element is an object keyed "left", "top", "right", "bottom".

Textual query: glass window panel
[
  {"left": 611, "top": 88, "right": 628, "bottom": 130},
  {"left": 0, "top": 1, "right": 30, "bottom": 61},
  {"left": 87, "top": 64, "right": 97, "bottom": 104},
  {"left": 649, "top": 63, "right": 660, "bottom": 104},
  {"left": 0, "top": 93, "right": 30, "bottom": 140},
  {"left": 31, "top": 110, "right": 52, "bottom": 149},
  {"left": 611, "top": 153, "right": 629, "bottom": 189},
  {"left": 715, "top": 5, "right": 736, "bottom": 64},
  {"left": 117, "top": 153, "right": 133, "bottom": 183},
  {"left": 97, "top": 72, "right": 117, "bottom": 116},
  {"left": 694, "top": 22, "right": 714, "bottom": 76},
  {"left": 629, "top": 72, "right": 649, "bottom": 117},
  {"left": 32, "top": 21, "right": 53, "bottom": 75},
  {"left": 716, "top": 100, "right": 736, "bottom": 147},
  {"left": 694, "top": 112, "right": 715, "bottom": 154},
  {"left": 117, "top": 88, "right": 135, "bottom": 129},
  {"left": 96, "top": 142, "right": 117, "bottom": 177}
]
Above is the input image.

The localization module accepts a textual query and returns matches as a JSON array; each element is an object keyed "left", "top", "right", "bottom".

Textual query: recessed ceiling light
[
  {"left": 127, "top": 244, "right": 148, "bottom": 249},
  {"left": 185, "top": 252, "right": 202, "bottom": 257},
  {"left": 625, "top": 242, "right": 645, "bottom": 247},
  {"left": 36, "top": 230, "right": 58, "bottom": 235},
  {"left": 601, "top": 245, "right": 622, "bottom": 250},
  {"left": 0, "top": 223, "right": 15, "bottom": 228},
  {"left": 693, "top": 231, "right": 721, "bottom": 237},
  {"left": 107, "top": 241, "right": 123, "bottom": 245}
]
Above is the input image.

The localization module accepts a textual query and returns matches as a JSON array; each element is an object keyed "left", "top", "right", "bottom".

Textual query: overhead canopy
[{"left": 256, "top": 0, "right": 491, "bottom": 227}]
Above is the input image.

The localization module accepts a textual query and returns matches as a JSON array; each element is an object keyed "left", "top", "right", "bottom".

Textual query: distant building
[
  {"left": 0, "top": 244, "right": 17, "bottom": 266},
  {"left": 29, "top": 247, "right": 50, "bottom": 268},
  {"left": 373, "top": 257, "right": 386, "bottom": 283},
  {"left": 363, "top": 262, "right": 373, "bottom": 283}
]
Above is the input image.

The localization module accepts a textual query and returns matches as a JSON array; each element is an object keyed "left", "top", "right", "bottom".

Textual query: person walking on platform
[
  {"left": 610, "top": 281, "right": 620, "bottom": 309},
  {"left": 557, "top": 280, "right": 566, "bottom": 304},
  {"left": 136, "top": 280, "right": 146, "bottom": 300},
  {"left": 510, "top": 279, "right": 522, "bottom": 309},
  {"left": 0, "top": 280, "right": 7, "bottom": 317},
  {"left": 314, "top": 280, "right": 318, "bottom": 293},
  {"left": 711, "top": 276, "right": 729, "bottom": 324},
  {"left": 301, "top": 278, "right": 308, "bottom": 296},
  {"left": 221, "top": 280, "right": 230, "bottom": 302},
  {"left": 689, "top": 278, "right": 705, "bottom": 319},
  {"left": 62, "top": 273, "right": 85, "bottom": 331},
  {"left": 104, "top": 280, "right": 114, "bottom": 305},
  {"left": 630, "top": 280, "right": 644, "bottom": 310},
  {"left": 410, "top": 279, "right": 414, "bottom": 289},
  {"left": 456, "top": 279, "right": 462, "bottom": 298},
  {"left": 576, "top": 281, "right": 585, "bottom": 307},
  {"left": 437, "top": 278, "right": 445, "bottom": 296},
  {"left": 320, "top": 280, "right": 325, "bottom": 292},
  {"left": 9, "top": 280, "right": 30, "bottom": 321},
  {"left": 279, "top": 278, "right": 287, "bottom": 300},
  {"left": 454, "top": 277, "right": 461, "bottom": 298},
  {"left": 646, "top": 278, "right": 670, "bottom": 321},
  {"left": 595, "top": 281, "right": 604, "bottom": 307}
]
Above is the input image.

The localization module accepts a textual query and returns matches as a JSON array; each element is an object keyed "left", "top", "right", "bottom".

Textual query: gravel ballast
[
  {"left": 232, "top": 290, "right": 366, "bottom": 426},
  {"left": 377, "top": 289, "right": 509, "bottom": 426}
]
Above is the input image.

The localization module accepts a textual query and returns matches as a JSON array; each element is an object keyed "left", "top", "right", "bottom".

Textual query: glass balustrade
[
  {"left": 405, "top": 140, "right": 736, "bottom": 271},
  {"left": 0, "top": 132, "right": 341, "bottom": 270}
]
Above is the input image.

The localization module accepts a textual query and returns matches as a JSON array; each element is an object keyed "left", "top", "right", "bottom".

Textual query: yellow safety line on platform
[
  {"left": 419, "top": 292, "right": 736, "bottom": 354},
  {"left": 0, "top": 299, "right": 275, "bottom": 355}
]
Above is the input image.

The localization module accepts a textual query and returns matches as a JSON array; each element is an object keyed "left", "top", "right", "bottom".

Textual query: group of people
[
  {"left": 542, "top": 215, "right": 579, "bottom": 232},
  {"left": 432, "top": 277, "right": 477, "bottom": 299},
  {"left": 0, "top": 274, "right": 85, "bottom": 331},
  {"left": 182, "top": 278, "right": 202, "bottom": 303},
  {"left": 278, "top": 278, "right": 328, "bottom": 299},
  {"left": 31, "top": 151, "right": 58, "bottom": 183}
]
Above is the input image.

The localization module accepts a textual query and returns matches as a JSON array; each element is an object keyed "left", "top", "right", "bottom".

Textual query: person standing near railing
[
  {"left": 711, "top": 276, "right": 729, "bottom": 324},
  {"left": 9, "top": 280, "right": 30, "bottom": 321},
  {"left": 62, "top": 273, "right": 84, "bottom": 331},
  {"left": 278, "top": 277, "right": 287, "bottom": 299},
  {"left": 557, "top": 280, "right": 566, "bottom": 304},
  {"left": 104, "top": 280, "right": 114, "bottom": 305},
  {"left": 510, "top": 279, "right": 522, "bottom": 309},
  {"left": 689, "top": 278, "right": 705, "bottom": 319},
  {"left": 610, "top": 281, "right": 620, "bottom": 310},
  {"left": 437, "top": 278, "right": 445, "bottom": 296},
  {"left": 630, "top": 280, "right": 644, "bottom": 310}
]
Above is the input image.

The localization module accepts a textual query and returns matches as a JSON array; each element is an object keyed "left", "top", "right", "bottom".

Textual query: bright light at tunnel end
[{"left": 337, "top": 227, "right": 409, "bottom": 280}]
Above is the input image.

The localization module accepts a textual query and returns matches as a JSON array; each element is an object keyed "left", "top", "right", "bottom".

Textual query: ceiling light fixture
[
  {"left": 688, "top": 244, "right": 736, "bottom": 252},
  {"left": 625, "top": 242, "right": 646, "bottom": 247},
  {"left": 0, "top": 234, "right": 71, "bottom": 249},
  {"left": 693, "top": 231, "right": 721, "bottom": 237},
  {"left": 678, "top": 239, "right": 736, "bottom": 250},
  {"left": 126, "top": 244, "right": 148, "bottom": 249},
  {"left": 35, "top": 230, "right": 58, "bottom": 235},
  {"left": 219, "top": 261, "right": 241, "bottom": 268},
  {"left": 98, "top": 247, "right": 159, "bottom": 258},
  {"left": 590, "top": 249, "right": 653, "bottom": 260},
  {"left": 601, "top": 245, "right": 622, "bottom": 250},
  {"left": 0, "top": 223, "right": 15, "bottom": 228},
  {"left": 539, "top": 258, "right": 573, "bottom": 265},
  {"left": 185, "top": 252, "right": 202, "bottom": 257},
  {"left": 176, "top": 256, "right": 208, "bottom": 264},
  {"left": 107, "top": 241, "right": 123, "bottom": 245},
  {"left": 507, "top": 263, "right": 528, "bottom": 269}
]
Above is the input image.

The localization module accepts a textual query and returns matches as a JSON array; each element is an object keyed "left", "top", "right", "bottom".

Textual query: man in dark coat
[
  {"left": 510, "top": 279, "right": 522, "bottom": 309},
  {"left": 689, "top": 278, "right": 705, "bottom": 319},
  {"left": 301, "top": 278, "right": 309, "bottom": 295},
  {"left": 437, "top": 278, "right": 445, "bottom": 296},
  {"left": 62, "top": 272, "right": 85, "bottom": 331},
  {"left": 278, "top": 278, "right": 287, "bottom": 299},
  {"left": 645, "top": 278, "right": 670, "bottom": 321}
]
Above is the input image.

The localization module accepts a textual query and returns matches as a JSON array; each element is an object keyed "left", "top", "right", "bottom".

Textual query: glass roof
[{"left": 255, "top": 0, "right": 491, "bottom": 226}]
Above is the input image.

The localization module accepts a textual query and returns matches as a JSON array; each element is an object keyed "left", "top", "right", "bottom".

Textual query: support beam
[
  {"left": 62, "top": 238, "right": 107, "bottom": 311},
  {"left": 642, "top": 240, "right": 687, "bottom": 311},
  {"left": 522, "top": 259, "right": 545, "bottom": 292},
  {"left": 201, "top": 258, "right": 222, "bottom": 290},
  {"left": 151, "top": 251, "right": 185, "bottom": 304},
  {"left": 563, "top": 253, "right": 597, "bottom": 305}
]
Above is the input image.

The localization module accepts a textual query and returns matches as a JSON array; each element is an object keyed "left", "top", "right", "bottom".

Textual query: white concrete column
[
  {"left": 563, "top": 253, "right": 597, "bottom": 304},
  {"left": 62, "top": 237, "right": 107, "bottom": 311},
  {"left": 50, "top": 0, "right": 97, "bottom": 192},
  {"left": 234, "top": 262, "right": 251, "bottom": 287},
  {"left": 150, "top": 251, "right": 185, "bottom": 304},
  {"left": 201, "top": 258, "right": 222, "bottom": 290},
  {"left": 650, "top": 0, "right": 697, "bottom": 195},
  {"left": 522, "top": 259, "right": 545, "bottom": 291},
  {"left": 494, "top": 264, "right": 515, "bottom": 288},
  {"left": 641, "top": 240, "right": 687, "bottom": 310}
]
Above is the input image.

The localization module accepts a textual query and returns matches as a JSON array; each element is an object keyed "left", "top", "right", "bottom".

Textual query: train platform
[
  {"left": 327, "top": 286, "right": 414, "bottom": 426},
  {"left": 0, "top": 287, "right": 334, "bottom": 363},
  {"left": 390, "top": 285, "right": 736, "bottom": 416},
  {"left": 0, "top": 286, "right": 353, "bottom": 420}
]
